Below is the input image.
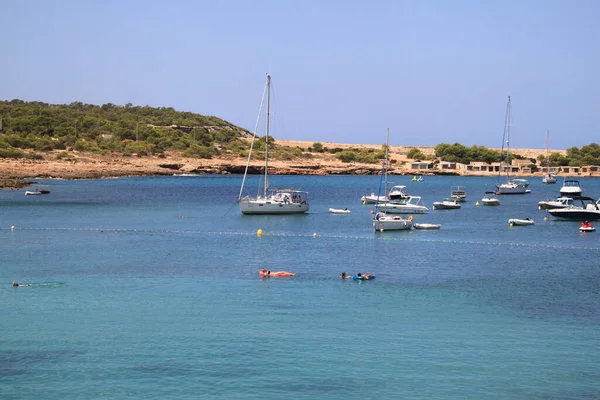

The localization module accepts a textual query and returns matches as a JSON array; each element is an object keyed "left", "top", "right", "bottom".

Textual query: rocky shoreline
[{"left": 0, "top": 140, "right": 568, "bottom": 188}]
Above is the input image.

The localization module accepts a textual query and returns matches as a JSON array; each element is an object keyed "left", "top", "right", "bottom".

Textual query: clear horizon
[{"left": 1, "top": 0, "right": 598, "bottom": 150}]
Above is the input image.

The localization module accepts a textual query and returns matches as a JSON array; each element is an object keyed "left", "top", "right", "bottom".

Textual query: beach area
[{"left": 0, "top": 140, "right": 565, "bottom": 187}]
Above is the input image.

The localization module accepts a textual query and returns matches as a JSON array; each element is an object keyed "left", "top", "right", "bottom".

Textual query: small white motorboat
[
  {"left": 508, "top": 218, "right": 535, "bottom": 226},
  {"left": 433, "top": 199, "right": 461, "bottom": 210},
  {"left": 481, "top": 192, "right": 500, "bottom": 206},
  {"left": 537, "top": 197, "right": 575, "bottom": 210},
  {"left": 25, "top": 190, "right": 42, "bottom": 195},
  {"left": 413, "top": 223, "right": 441, "bottom": 230},
  {"left": 329, "top": 208, "right": 350, "bottom": 214},
  {"left": 450, "top": 186, "right": 467, "bottom": 202}
]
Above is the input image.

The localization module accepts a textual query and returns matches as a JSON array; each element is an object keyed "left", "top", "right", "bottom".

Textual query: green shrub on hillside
[
  {"left": 335, "top": 149, "right": 383, "bottom": 163},
  {"left": 56, "top": 151, "right": 75, "bottom": 160},
  {"left": 0, "top": 148, "right": 42, "bottom": 159},
  {"left": 407, "top": 147, "right": 426, "bottom": 160},
  {"left": 182, "top": 144, "right": 218, "bottom": 159}
]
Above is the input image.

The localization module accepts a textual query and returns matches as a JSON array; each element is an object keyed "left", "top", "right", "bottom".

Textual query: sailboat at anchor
[
  {"left": 237, "top": 74, "right": 309, "bottom": 215},
  {"left": 495, "top": 96, "right": 530, "bottom": 195},
  {"left": 542, "top": 130, "right": 557, "bottom": 184}
]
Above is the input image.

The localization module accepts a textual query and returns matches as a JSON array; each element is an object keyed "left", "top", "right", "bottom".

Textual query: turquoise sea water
[{"left": 1, "top": 175, "right": 599, "bottom": 399}]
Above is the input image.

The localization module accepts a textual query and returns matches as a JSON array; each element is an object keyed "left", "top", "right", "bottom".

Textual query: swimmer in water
[
  {"left": 356, "top": 273, "right": 375, "bottom": 280},
  {"left": 340, "top": 272, "right": 352, "bottom": 279},
  {"left": 259, "top": 269, "right": 295, "bottom": 277}
]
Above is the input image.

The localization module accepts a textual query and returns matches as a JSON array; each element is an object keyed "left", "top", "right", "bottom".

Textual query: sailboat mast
[
  {"left": 263, "top": 74, "right": 271, "bottom": 198},
  {"left": 546, "top": 129, "right": 550, "bottom": 174},
  {"left": 384, "top": 128, "right": 389, "bottom": 195},
  {"left": 506, "top": 96, "right": 511, "bottom": 180}
]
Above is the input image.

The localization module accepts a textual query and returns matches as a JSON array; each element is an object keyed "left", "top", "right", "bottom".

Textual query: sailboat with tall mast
[
  {"left": 542, "top": 130, "right": 557, "bottom": 184},
  {"left": 373, "top": 129, "right": 414, "bottom": 232},
  {"left": 495, "top": 96, "right": 530, "bottom": 195},
  {"left": 237, "top": 74, "right": 309, "bottom": 215}
]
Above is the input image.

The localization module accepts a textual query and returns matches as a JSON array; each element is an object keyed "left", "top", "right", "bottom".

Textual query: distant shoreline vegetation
[{"left": 1, "top": 100, "right": 599, "bottom": 168}]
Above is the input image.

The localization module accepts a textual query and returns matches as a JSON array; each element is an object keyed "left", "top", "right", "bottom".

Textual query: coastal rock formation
[{"left": 0, "top": 140, "right": 558, "bottom": 187}]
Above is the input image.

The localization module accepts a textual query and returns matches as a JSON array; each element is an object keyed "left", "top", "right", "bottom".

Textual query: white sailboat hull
[
  {"left": 238, "top": 198, "right": 309, "bottom": 214},
  {"left": 495, "top": 183, "right": 530, "bottom": 195},
  {"left": 373, "top": 214, "right": 413, "bottom": 231}
]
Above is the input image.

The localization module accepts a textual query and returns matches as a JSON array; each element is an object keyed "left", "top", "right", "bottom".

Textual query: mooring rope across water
[{"left": 3, "top": 226, "right": 600, "bottom": 252}]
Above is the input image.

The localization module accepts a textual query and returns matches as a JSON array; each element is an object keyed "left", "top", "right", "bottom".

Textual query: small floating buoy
[
  {"left": 475, "top": 201, "right": 480, "bottom": 206},
  {"left": 257, "top": 229, "right": 263, "bottom": 237},
  {"left": 370, "top": 210, "right": 374, "bottom": 215},
  {"left": 544, "top": 217, "right": 548, "bottom": 221},
  {"left": 10, "top": 226, "right": 15, "bottom": 230},
  {"left": 509, "top": 222, "right": 514, "bottom": 227},
  {"left": 362, "top": 201, "right": 366, "bottom": 205},
  {"left": 380, "top": 228, "right": 384, "bottom": 232},
  {"left": 313, "top": 233, "right": 318, "bottom": 238}
]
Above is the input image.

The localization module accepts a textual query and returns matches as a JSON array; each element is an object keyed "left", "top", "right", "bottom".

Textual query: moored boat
[
  {"left": 376, "top": 196, "right": 429, "bottom": 214},
  {"left": 508, "top": 218, "right": 535, "bottom": 226},
  {"left": 510, "top": 178, "right": 530, "bottom": 188},
  {"left": 373, "top": 212, "right": 413, "bottom": 231},
  {"left": 542, "top": 173, "right": 557, "bottom": 184},
  {"left": 413, "top": 223, "right": 441, "bottom": 230},
  {"left": 559, "top": 179, "right": 582, "bottom": 197},
  {"left": 432, "top": 199, "right": 461, "bottom": 210},
  {"left": 495, "top": 97, "right": 529, "bottom": 195},
  {"left": 329, "top": 208, "right": 350, "bottom": 214},
  {"left": 372, "top": 130, "right": 414, "bottom": 232},
  {"left": 450, "top": 186, "right": 467, "bottom": 202},
  {"left": 481, "top": 191, "right": 500, "bottom": 206},
  {"left": 542, "top": 130, "right": 557, "bottom": 184},
  {"left": 537, "top": 197, "right": 575, "bottom": 210},
  {"left": 237, "top": 74, "right": 309, "bottom": 215},
  {"left": 388, "top": 185, "right": 410, "bottom": 202},
  {"left": 25, "top": 186, "right": 50, "bottom": 196},
  {"left": 548, "top": 196, "right": 600, "bottom": 220},
  {"left": 361, "top": 193, "right": 388, "bottom": 204}
]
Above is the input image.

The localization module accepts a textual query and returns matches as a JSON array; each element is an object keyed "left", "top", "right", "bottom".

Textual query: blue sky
[{"left": 1, "top": 0, "right": 598, "bottom": 149}]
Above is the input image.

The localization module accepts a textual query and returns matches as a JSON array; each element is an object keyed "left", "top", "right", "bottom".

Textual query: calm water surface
[{"left": 1, "top": 175, "right": 599, "bottom": 399}]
